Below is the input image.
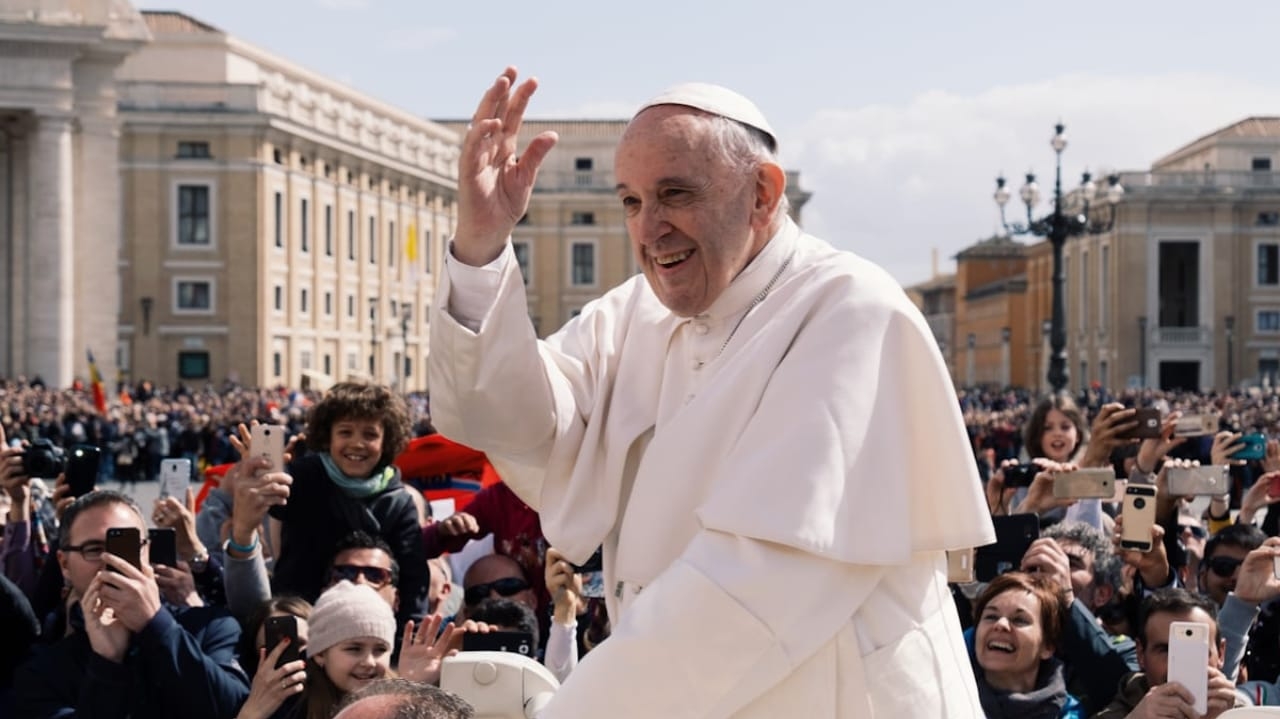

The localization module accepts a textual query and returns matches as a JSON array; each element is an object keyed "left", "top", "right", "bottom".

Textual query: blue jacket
[{"left": 11, "top": 602, "right": 249, "bottom": 719}]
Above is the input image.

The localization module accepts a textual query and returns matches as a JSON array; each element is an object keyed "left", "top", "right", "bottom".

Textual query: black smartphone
[
  {"left": 104, "top": 526, "right": 142, "bottom": 571},
  {"left": 263, "top": 615, "right": 302, "bottom": 668},
  {"left": 67, "top": 445, "right": 101, "bottom": 498},
  {"left": 1001, "top": 464, "right": 1039, "bottom": 489},
  {"left": 461, "top": 630, "right": 535, "bottom": 658},
  {"left": 974, "top": 513, "right": 1040, "bottom": 583},
  {"left": 148, "top": 527, "right": 177, "bottom": 568},
  {"left": 570, "top": 547, "right": 603, "bottom": 574},
  {"left": 1118, "top": 408, "right": 1164, "bottom": 440}
]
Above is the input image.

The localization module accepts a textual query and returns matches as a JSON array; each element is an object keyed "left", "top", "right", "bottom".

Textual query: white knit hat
[
  {"left": 307, "top": 581, "right": 396, "bottom": 657},
  {"left": 635, "top": 82, "right": 777, "bottom": 151}
]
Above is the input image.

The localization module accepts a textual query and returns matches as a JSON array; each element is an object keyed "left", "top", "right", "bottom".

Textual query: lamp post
[
  {"left": 995, "top": 123, "right": 1123, "bottom": 396},
  {"left": 1225, "top": 315, "right": 1235, "bottom": 388}
]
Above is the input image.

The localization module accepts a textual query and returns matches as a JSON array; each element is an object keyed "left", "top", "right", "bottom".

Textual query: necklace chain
[{"left": 715, "top": 254, "right": 793, "bottom": 360}]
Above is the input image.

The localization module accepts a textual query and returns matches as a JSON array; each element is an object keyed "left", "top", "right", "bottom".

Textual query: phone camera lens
[
  {"left": 1133, "top": 498, "right": 1146, "bottom": 509},
  {"left": 1185, "top": 629, "right": 1193, "bottom": 637}
]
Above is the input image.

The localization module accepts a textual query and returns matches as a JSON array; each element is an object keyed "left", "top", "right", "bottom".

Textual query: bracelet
[{"left": 225, "top": 533, "right": 259, "bottom": 555}]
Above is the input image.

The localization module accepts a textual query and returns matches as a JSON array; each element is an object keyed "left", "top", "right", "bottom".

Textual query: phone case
[
  {"left": 105, "top": 527, "right": 142, "bottom": 570},
  {"left": 975, "top": 514, "right": 1040, "bottom": 582},
  {"left": 1231, "top": 434, "right": 1268, "bottom": 462},
  {"left": 148, "top": 528, "right": 178, "bottom": 567},
  {"left": 1168, "top": 621, "right": 1209, "bottom": 715},
  {"left": 1052, "top": 469, "right": 1115, "bottom": 499},
  {"left": 159, "top": 459, "right": 191, "bottom": 499},
  {"left": 1119, "top": 408, "right": 1163, "bottom": 440},
  {"left": 1121, "top": 484, "right": 1158, "bottom": 551},
  {"left": 946, "top": 548, "right": 975, "bottom": 583},
  {"left": 1174, "top": 414, "right": 1220, "bottom": 437},
  {"left": 1167, "top": 465, "right": 1230, "bottom": 496},
  {"left": 67, "top": 445, "right": 101, "bottom": 498},
  {"left": 264, "top": 616, "right": 301, "bottom": 668},
  {"left": 250, "top": 425, "right": 286, "bottom": 472},
  {"left": 461, "top": 631, "right": 535, "bottom": 657}
]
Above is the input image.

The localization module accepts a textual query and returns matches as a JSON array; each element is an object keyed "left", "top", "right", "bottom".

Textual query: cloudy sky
[{"left": 144, "top": 0, "right": 1280, "bottom": 285}]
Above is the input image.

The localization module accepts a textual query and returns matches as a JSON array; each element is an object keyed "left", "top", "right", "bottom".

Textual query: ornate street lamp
[{"left": 995, "top": 122, "right": 1123, "bottom": 396}]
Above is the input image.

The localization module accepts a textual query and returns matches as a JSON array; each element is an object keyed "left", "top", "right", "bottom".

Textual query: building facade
[
  {"left": 116, "top": 11, "right": 458, "bottom": 389},
  {"left": 949, "top": 235, "right": 1032, "bottom": 389},
  {"left": 0, "top": 0, "right": 150, "bottom": 386}
]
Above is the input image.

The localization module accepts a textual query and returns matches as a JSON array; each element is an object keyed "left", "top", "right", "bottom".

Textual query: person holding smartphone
[{"left": 10, "top": 489, "right": 249, "bottom": 719}]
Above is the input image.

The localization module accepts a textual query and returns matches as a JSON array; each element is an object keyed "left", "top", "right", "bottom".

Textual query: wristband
[{"left": 225, "top": 533, "right": 259, "bottom": 555}]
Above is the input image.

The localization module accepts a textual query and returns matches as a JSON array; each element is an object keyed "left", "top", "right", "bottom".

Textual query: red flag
[{"left": 86, "top": 349, "right": 107, "bottom": 415}]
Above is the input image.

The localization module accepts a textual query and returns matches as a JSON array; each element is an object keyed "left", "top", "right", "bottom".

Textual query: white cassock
[{"left": 428, "top": 218, "right": 996, "bottom": 718}]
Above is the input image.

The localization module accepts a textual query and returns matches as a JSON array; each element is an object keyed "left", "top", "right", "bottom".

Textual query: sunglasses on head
[
  {"left": 465, "top": 577, "right": 529, "bottom": 606},
  {"left": 1204, "top": 555, "right": 1244, "bottom": 579},
  {"left": 330, "top": 564, "right": 394, "bottom": 588}
]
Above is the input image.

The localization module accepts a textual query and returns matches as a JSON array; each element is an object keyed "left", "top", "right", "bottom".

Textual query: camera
[
  {"left": 22, "top": 439, "right": 66, "bottom": 478},
  {"left": 1133, "top": 497, "right": 1146, "bottom": 510}
]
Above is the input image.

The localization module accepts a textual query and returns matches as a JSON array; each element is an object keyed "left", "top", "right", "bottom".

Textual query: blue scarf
[{"left": 319, "top": 453, "right": 394, "bottom": 498}]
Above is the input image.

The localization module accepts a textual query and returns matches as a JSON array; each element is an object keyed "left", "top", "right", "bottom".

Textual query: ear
[
  {"left": 313, "top": 651, "right": 325, "bottom": 668},
  {"left": 57, "top": 549, "right": 70, "bottom": 578},
  {"left": 1039, "top": 644, "right": 1055, "bottom": 661},
  {"left": 749, "top": 161, "right": 786, "bottom": 229},
  {"left": 1216, "top": 636, "right": 1226, "bottom": 669},
  {"left": 1135, "top": 640, "right": 1146, "bottom": 672}
]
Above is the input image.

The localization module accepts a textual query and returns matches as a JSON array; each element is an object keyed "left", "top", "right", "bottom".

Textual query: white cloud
[{"left": 787, "top": 73, "right": 1280, "bottom": 286}]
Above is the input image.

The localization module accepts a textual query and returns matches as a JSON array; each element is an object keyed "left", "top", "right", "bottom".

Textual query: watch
[{"left": 188, "top": 550, "right": 210, "bottom": 574}]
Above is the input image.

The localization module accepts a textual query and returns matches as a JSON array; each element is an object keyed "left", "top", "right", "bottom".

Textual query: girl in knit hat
[{"left": 296, "top": 581, "right": 398, "bottom": 719}]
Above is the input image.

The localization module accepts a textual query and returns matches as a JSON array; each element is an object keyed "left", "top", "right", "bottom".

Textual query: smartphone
[
  {"left": 1230, "top": 433, "right": 1268, "bottom": 462},
  {"left": 1002, "top": 464, "right": 1039, "bottom": 489},
  {"left": 105, "top": 526, "right": 143, "bottom": 571},
  {"left": 570, "top": 547, "right": 603, "bottom": 574},
  {"left": 159, "top": 458, "right": 192, "bottom": 500},
  {"left": 263, "top": 615, "right": 302, "bottom": 669},
  {"left": 249, "top": 424, "right": 286, "bottom": 473},
  {"left": 1166, "top": 465, "right": 1230, "bottom": 496},
  {"left": 148, "top": 527, "right": 177, "bottom": 567},
  {"left": 1167, "top": 621, "right": 1209, "bottom": 715},
  {"left": 946, "top": 548, "right": 975, "bottom": 583},
  {"left": 1121, "top": 484, "right": 1158, "bottom": 552},
  {"left": 66, "top": 445, "right": 101, "bottom": 498},
  {"left": 1174, "top": 413, "right": 1220, "bottom": 437},
  {"left": 461, "top": 630, "right": 535, "bottom": 657},
  {"left": 975, "top": 513, "right": 1039, "bottom": 583},
  {"left": 1118, "top": 408, "right": 1163, "bottom": 440},
  {"left": 1053, "top": 468, "right": 1116, "bottom": 499}
]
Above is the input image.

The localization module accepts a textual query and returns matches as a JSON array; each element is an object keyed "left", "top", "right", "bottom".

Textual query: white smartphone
[
  {"left": 158, "top": 458, "right": 192, "bottom": 499},
  {"left": 1121, "top": 483, "right": 1158, "bottom": 552},
  {"left": 1166, "top": 465, "right": 1231, "bottom": 496},
  {"left": 1167, "top": 621, "right": 1209, "bottom": 715},
  {"left": 946, "top": 548, "right": 975, "bottom": 584},
  {"left": 249, "top": 424, "right": 287, "bottom": 473},
  {"left": 1053, "top": 468, "right": 1116, "bottom": 499},
  {"left": 1174, "top": 413, "right": 1220, "bottom": 437}
]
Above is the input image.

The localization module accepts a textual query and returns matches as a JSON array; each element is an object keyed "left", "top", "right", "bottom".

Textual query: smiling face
[
  {"left": 614, "top": 106, "right": 778, "bottom": 317},
  {"left": 314, "top": 637, "right": 391, "bottom": 694},
  {"left": 974, "top": 589, "right": 1054, "bottom": 691},
  {"left": 1039, "top": 408, "right": 1080, "bottom": 463},
  {"left": 328, "top": 418, "right": 385, "bottom": 478}
]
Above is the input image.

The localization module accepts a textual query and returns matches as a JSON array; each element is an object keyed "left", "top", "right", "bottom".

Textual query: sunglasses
[
  {"left": 330, "top": 564, "right": 394, "bottom": 588},
  {"left": 464, "top": 577, "right": 529, "bottom": 606},
  {"left": 1204, "top": 555, "right": 1244, "bottom": 579}
]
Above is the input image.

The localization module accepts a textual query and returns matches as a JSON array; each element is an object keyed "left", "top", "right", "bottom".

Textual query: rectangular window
[
  {"left": 1100, "top": 246, "right": 1110, "bottom": 330},
  {"left": 1254, "top": 157, "right": 1273, "bottom": 172},
  {"left": 324, "top": 205, "right": 333, "bottom": 256},
  {"left": 405, "top": 357, "right": 412, "bottom": 378},
  {"left": 273, "top": 352, "right": 282, "bottom": 377},
  {"left": 176, "top": 141, "right": 211, "bottom": 159},
  {"left": 300, "top": 288, "right": 309, "bottom": 313},
  {"left": 273, "top": 285, "right": 283, "bottom": 311},
  {"left": 571, "top": 242, "right": 595, "bottom": 286},
  {"left": 1260, "top": 243, "right": 1279, "bottom": 286},
  {"left": 347, "top": 352, "right": 358, "bottom": 370},
  {"left": 347, "top": 210, "right": 355, "bottom": 260},
  {"left": 300, "top": 198, "right": 310, "bottom": 252},
  {"left": 389, "top": 220, "right": 396, "bottom": 267},
  {"left": 300, "top": 351, "right": 313, "bottom": 371},
  {"left": 513, "top": 241, "right": 531, "bottom": 285},
  {"left": 1259, "top": 311, "right": 1280, "bottom": 333},
  {"left": 324, "top": 354, "right": 332, "bottom": 375},
  {"left": 177, "top": 351, "right": 210, "bottom": 379},
  {"left": 570, "top": 211, "right": 595, "bottom": 225},
  {"left": 347, "top": 294, "right": 355, "bottom": 318},
  {"left": 424, "top": 230, "right": 432, "bottom": 273},
  {"left": 1159, "top": 241, "right": 1199, "bottom": 327},
  {"left": 274, "top": 192, "right": 283, "bottom": 248},
  {"left": 369, "top": 217, "right": 377, "bottom": 265},
  {"left": 324, "top": 291, "right": 332, "bottom": 316},
  {"left": 574, "top": 157, "right": 593, "bottom": 171},
  {"left": 176, "top": 280, "right": 212, "bottom": 310},
  {"left": 177, "top": 185, "right": 210, "bottom": 245}
]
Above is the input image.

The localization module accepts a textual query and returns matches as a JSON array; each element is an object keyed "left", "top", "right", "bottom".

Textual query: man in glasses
[
  {"left": 12, "top": 490, "right": 249, "bottom": 719},
  {"left": 462, "top": 554, "right": 536, "bottom": 615},
  {"left": 329, "top": 530, "right": 400, "bottom": 610},
  {"left": 1199, "top": 524, "right": 1266, "bottom": 609}
]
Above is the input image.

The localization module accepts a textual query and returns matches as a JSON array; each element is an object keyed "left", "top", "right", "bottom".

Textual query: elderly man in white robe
[{"left": 427, "top": 67, "right": 996, "bottom": 718}]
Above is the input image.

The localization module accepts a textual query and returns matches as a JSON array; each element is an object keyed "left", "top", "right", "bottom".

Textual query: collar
[{"left": 690, "top": 218, "right": 800, "bottom": 325}]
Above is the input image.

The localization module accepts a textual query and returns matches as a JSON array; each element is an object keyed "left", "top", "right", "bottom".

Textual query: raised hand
[
  {"left": 154, "top": 560, "right": 203, "bottom": 608},
  {"left": 545, "top": 547, "right": 585, "bottom": 624},
  {"left": 82, "top": 575, "right": 132, "bottom": 663},
  {"left": 1210, "top": 431, "right": 1245, "bottom": 468},
  {"left": 97, "top": 553, "right": 163, "bottom": 632},
  {"left": 1019, "top": 538, "right": 1074, "bottom": 605},
  {"left": 1233, "top": 537, "right": 1280, "bottom": 607},
  {"left": 453, "top": 67, "right": 559, "bottom": 267},
  {"left": 1080, "top": 403, "right": 1138, "bottom": 468},
  {"left": 437, "top": 511, "right": 479, "bottom": 539},
  {"left": 236, "top": 643, "right": 307, "bottom": 719},
  {"left": 1135, "top": 411, "right": 1187, "bottom": 475},
  {"left": 397, "top": 615, "right": 461, "bottom": 686}
]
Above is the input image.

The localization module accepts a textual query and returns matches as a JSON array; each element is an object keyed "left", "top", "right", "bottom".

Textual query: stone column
[
  {"left": 76, "top": 109, "right": 123, "bottom": 389},
  {"left": 27, "top": 113, "right": 74, "bottom": 386}
]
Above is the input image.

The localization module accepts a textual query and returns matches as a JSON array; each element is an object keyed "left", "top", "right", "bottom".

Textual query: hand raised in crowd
[
  {"left": 1205, "top": 665, "right": 1240, "bottom": 719},
  {"left": 1112, "top": 515, "right": 1171, "bottom": 589},
  {"left": 1233, "top": 537, "right": 1280, "bottom": 607},
  {"left": 1265, "top": 438, "right": 1280, "bottom": 474},
  {"left": 0, "top": 423, "right": 30, "bottom": 509},
  {"left": 545, "top": 547, "right": 586, "bottom": 625},
  {"left": 236, "top": 641, "right": 307, "bottom": 719},
  {"left": 154, "top": 560, "right": 203, "bottom": 608},
  {"left": 397, "top": 614, "right": 461, "bottom": 686},
  {"left": 152, "top": 486, "right": 204, "bottom": 560},
  {"left": 453, "top": 67, "right": 559, "bottom": 266},
  {"left": 1080, "top": 403, "right": 1139, "bottom": 468},
  {"left": 1011, "top": 461, "right": 1076, "bottom": 516},
  {"left": 1134, "top": 411, "right": 1186, "bottom": 476},
  {"left": 436, "top": 511, "right": 480, "bottom": 539},
  {"left": 985, "top": 458, "right": 1021, "bottom": 516},
  {"left": 1210, "top": 431, "right": 1246, "bottom": 468},
  {"left": 1239, "top": 471, "right": 1280, "bottom": 525},
  {"left": 229, "top": 465, "right": 291, "bottom": 556},
  {"left": 80, "top": 577, "right": 131, "bottom": 663},
  {"left": 50, "top": 473, "right": 77, "bottom": 522},
  {"left": 1019, "top": 538, "right": 1075, "bottom": 606},
  {"left": 1128, "top": 680, "right": 1199, "bottom": 719},
  {"left": 96, "top": 553, "right": 163, "bottom": 632}
]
